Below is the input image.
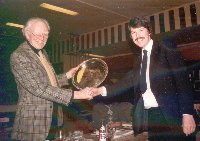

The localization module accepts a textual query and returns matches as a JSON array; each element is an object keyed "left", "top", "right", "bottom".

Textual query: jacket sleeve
[
  {"left": 105, "top": 70, "right": 135, "bottom": 99},
  {"left": 162, "top": 39, "right": 195, "bottom": 115},
  {"left": 10, "top": 50, "right": 73, "bottom": 106},
  {"left": 57, "top": 73, "right": 70, "bottom": 87}
]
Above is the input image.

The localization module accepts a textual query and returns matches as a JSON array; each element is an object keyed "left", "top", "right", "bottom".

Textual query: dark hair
[{"left": 128, "top": 16, "right": 151, "bottom": 33}]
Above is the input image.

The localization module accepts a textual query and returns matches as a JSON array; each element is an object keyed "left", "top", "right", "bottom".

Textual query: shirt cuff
[
  {"left": 101, "top": 86, "right": 107, "bottom": 96},
  {"left": 70, "top": 91, "right": 74, "bottom": 101},
  {"left": 182, "top": 114, "right": 191, "bottom": 116}
]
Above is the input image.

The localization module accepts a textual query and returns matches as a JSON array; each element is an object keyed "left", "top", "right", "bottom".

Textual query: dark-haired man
[{"left": 91, "top": 16, "right": 197, "bottom": 141}]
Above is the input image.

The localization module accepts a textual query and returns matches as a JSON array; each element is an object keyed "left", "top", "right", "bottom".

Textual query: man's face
[
  {"left": 25, "top": 21, "right": 49, "bottom": 49},
  {"left": 130, "top": 26, "right": 151, "bottom": 48}
]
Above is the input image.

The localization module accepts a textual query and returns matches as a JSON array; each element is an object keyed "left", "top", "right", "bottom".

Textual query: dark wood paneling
[
  {"left": 103, "top": 54, "right": 134, "bottom": 72},
  {"left": 178, "top": 41, "right": 200, "bottom": 61}
]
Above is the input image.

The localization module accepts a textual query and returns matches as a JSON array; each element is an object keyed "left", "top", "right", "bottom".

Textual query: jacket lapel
[{"left": 22, "top": 42, "right": 47, "bottom": 71}]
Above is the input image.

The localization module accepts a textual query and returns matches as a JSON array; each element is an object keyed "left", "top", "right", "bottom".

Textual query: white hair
[{"left": 22, "top": 17, "right": 50, "bottom": 35}]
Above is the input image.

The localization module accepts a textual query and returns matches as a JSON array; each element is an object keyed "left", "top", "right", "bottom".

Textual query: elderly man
[{"left": 10, "top": 17, "right": 93, "bottom": 141}]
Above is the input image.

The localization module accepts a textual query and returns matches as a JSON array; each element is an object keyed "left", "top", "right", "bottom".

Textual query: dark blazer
[
  {"left": 10, "top": 41, "right": 73, "bottom": 141},
  {"left": 106, "top": 39, "right": 196, "bottom": 133}
]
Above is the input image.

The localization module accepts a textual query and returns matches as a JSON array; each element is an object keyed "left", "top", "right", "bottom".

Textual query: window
[
  {"left": 118, "top": 25, "right": 122, "bottom": 42},
  {"left": 150, "top": 16, "right": 155, "bottom": 34},
  {"left": 70, "top": 38, "right": 74, "bottom": 52},
  {"left": 125, "top": 22, "right": 129, "bottom": 40},
  {"left": 98, "top": 30, "right": 101, "bottom": 47},
  {"left": 53, "top": 43, "right": 57, "bottom": 63},
  {"left": 57, "top": 42, "right": 60, "bottom": 62},
  {"left": 81, "top": 35, "right": 84, "bottom": 50},
  {"left": 66, "top": 39, "right": 69, "bottom": 53},
  {"left": 92, "top": 32, "right": 95, "bottom": 48},
  {"left": 159, "top": 13, "right": 165, "bottom": 33},
  {"left": 179, "top": 7, "right": 186, "bottom": 28},
  {"left": 190, "top": 4, "right": 197, "bottom": 26},
  {"left": 111, "top": 27, "right": 114, "bottom": 44},
  {"left": 87, "top": 34, "right": 89, "bottom": 49},
  {"left": 169, "top": 10, "right": 175, "bottom": 31},
  {"left": 62, "top": 41, "right": 65, "bottom": 54},
  {"left": 54, "top": 43, "right": 57, "bottom": 62},
  {"left": 104, "top": 28, "right": 108, "bottom": 46},
  {"left": 76, "top": 37, "right": 79, "bottom": 51}
]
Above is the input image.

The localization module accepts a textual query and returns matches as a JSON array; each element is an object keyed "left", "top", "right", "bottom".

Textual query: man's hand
[
  {"left": 66, "top": 61, "right": 86, "bottom": 79},
  {"left": 74, "top": 87, "right": 93, "bottom": 100},
  {"left": 90, "top": 87, "right": 105, "bottom": 97},
  {"left": 66, "top": 65, "right": 79, "bottom": 79},
  {"left": 182, "top": 114, "right": 196, "bottom": 136}
]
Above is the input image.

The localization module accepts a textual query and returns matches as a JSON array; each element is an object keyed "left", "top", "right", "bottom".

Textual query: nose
[
  {"left": 135, "top": 32, "right": 138, "bottom": 38},
  {"left": 136, "top": 30, "right": 141, "bottom": 37},
  {"left": 134, "top": 32, "right": 140, "bottom": 40},
  {"left": 39, "top": 35, "right": 45, "bottom": 40},
  {"left": 38, "top": 34, "right": 48, "bottom": 41}
]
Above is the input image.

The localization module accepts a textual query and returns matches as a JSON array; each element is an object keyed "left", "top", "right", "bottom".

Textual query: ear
[
  {"left": 23, "top": 29, "right": 30, "bottom": 40},
  {"left": 22, "top": 28, "right": 26, "bottom": 36}
]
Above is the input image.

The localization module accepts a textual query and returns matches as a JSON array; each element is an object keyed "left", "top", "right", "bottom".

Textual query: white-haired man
[{"left": 10, "top": 17, "right": 93, "bottom": 141}]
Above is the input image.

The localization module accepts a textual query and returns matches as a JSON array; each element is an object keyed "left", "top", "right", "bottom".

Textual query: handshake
[{"left": 73, "top": 87, "right": 105, "bottom": 100}]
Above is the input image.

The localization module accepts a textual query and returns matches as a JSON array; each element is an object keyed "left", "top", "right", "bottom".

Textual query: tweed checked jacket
[{"left": 10, "top": 41, "right": 73, "bottom": 141}]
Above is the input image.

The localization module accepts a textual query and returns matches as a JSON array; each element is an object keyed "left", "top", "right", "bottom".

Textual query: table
[
  {"left": 83, "top": 131, "right": 148, "bottom": 141},
  {"left": 53, "top": 121, "right": 145, "bottom": 141}
]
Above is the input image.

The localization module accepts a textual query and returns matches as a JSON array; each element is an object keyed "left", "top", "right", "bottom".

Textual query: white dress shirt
[
  {"left": 101, "top": 39, "right": 158, "bottom": 109},
  {"left": 141, "top": 39, "right": 158, "bottom": 109}
]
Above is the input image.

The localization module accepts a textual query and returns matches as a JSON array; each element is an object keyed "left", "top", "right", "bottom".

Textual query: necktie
[
  {"left": 38, "top": 50, "right": 58, "bottom": 87},
  {"left": 38, "top": 51, "right": 63, "bottom": 130},
  {"left": 140, "top": 50, "right": 148, "bottom": 93}
]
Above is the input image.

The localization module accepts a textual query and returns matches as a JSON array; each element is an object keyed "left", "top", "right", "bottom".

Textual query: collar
[
  {"left": 26, "top": 40, "right": 42, "bottom": 55},
  {"left": 142, "top": 39, "right": 153, "bottom": 54}
]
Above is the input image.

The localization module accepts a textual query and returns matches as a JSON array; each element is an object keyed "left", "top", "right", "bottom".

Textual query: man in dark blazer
[
  {"left": 10, "top": 17, "right": 94, "bottom": 141},
  {"left": 91, "top": 17, "right": 197, "bottom": 141}
]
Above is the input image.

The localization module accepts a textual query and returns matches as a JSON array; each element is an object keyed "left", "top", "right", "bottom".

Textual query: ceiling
[{"left": 0, "top": 0, "right": 197, "bottom": 39}]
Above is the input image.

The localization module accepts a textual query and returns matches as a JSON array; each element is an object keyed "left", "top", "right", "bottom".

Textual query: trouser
[
  {"left": 147, "top": 107, "right": 196, "bottom": 141},
  {"left": 46, "top": 103, "right": 61, "bottom": 140}
]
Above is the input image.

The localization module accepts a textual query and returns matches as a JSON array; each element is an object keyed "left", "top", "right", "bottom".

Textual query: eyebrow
[{"left": 33, "top": 32, "right": 49, "bottom": 34}]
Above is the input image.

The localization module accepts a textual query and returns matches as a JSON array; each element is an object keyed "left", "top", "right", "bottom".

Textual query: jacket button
[{"left": 50, "top": 106, "right": 52, "bottom": 108}]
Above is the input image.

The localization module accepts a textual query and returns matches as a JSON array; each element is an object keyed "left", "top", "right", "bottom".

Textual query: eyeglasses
[{"left": 27, "top": 30, "right": 49, "bottom": 39}]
